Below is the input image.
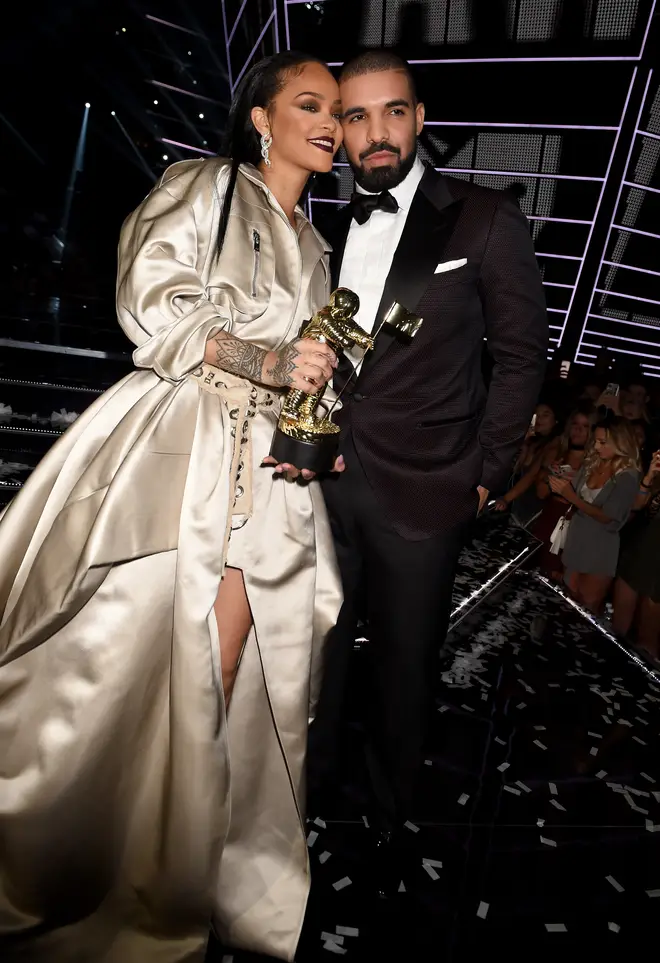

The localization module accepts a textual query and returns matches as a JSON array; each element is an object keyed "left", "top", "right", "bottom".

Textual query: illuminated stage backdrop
[{"left": 222, "top": 0, "right": 660, "bottom": 378}]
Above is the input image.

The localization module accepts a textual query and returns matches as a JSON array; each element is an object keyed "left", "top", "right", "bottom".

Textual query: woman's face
[
  {"left": 621, "top": 396, "right": 643, "bottom": 421},
  {"left": 582, "top": 384, "right": 602, "bottom": 402},
  {"left": 256, "top": 62, "right": 342, "bottom": 175},
  {"left": 632, "top": 423, "right": 646, "bottom": 450},
  {"left": 534, "top": 404, "right": 556, "bottom": 436},
  {"left": 593, "top": 427, "right": 616, "bottom": 461},
  {"left": 569, "top": 415, "right": 590, "bottom": 448}
]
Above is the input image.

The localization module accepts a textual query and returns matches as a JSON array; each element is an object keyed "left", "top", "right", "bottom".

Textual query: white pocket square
[{"left": 434, "top": 258, "right": 467, "bottom": 274}]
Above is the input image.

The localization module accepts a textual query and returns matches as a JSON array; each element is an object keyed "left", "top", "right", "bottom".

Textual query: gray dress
[{"left": 562, "top": 467, "right": 640, "bottom": 579}]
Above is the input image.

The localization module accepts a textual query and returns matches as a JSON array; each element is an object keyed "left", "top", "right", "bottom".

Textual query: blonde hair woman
[{"left": 548, "top": 416, "right": 640, "bottom": 613}]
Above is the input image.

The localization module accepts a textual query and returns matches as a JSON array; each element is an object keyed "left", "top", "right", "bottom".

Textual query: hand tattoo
[
  {"left": 266, "top": 340, "right": 300, "bottom": 388},
  {"left": 212, "top": 331, "right": 268, "bottom": 382}
]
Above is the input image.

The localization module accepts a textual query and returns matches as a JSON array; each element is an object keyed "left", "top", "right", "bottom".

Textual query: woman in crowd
[
  {"left": 0, "top": 52, "right": 344, "bottom": 962},
  {"left": 493, "top": 401, "right": 559, "bottom": 524},
  {"left": 549, "top": 417, "right": 640, "bottom": 614},
  {"left": 613, "top": 448, "right": 660, "bottom": 661}
]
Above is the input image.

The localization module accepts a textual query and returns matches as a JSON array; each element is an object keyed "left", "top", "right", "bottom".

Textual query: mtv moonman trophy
[{"left": 270, "top": 287, "right": 423, "bottom": 474}]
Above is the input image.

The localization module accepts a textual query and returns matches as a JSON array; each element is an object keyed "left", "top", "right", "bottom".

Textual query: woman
[
  {"left": 550, "top": 417, "right": 640, "bottom": 614},
  {"left": 0, "top": 53, "right": 343, "bottom": 963},
  {"left": 493, "top": 401, "right": 559, "bottom": 524},
  {"left": 613, "top": 449, "right": 660, "bottom": 659}
]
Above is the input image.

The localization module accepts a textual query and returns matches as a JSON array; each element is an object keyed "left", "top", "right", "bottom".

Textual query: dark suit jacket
[{"left": 325, "top": 165, "right": 548, "bottom": 539}]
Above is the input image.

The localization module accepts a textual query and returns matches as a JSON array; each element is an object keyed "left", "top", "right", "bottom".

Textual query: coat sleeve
[
  {"left": 116, "top": 164, "right": 234, "bottom": 383},
  {"left": 477, "top": 194, "right": 549, "bottom": 493}
]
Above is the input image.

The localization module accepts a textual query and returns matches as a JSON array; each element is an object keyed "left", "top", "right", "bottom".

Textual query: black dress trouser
[{"left": 310, "top": 432, "right": 468, "bottom": 827}]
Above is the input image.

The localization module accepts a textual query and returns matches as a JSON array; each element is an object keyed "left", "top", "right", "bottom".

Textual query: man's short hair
[{"left": 339, "top": 50, "right": 418, "bottom": 103}]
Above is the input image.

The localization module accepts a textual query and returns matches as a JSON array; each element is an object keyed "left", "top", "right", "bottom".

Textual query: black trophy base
[{"left": 270, "top": 427, "right": 339, "bottom": 474}]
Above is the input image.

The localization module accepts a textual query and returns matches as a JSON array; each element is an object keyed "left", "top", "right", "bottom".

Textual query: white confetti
[
  {"left": 503, "top": 785, "right": 521, "bottom": 795},
  {"left": 645, "top": 820, "right": 657, "bottom": 833},
  {"left": 404, "top": 821, "right": 420, "bottom": 833},
  {"left": 533, "top": 739, "right": 547, "bottom": 750},
  {"left": 534, "top": 725, "right": 546, "bottom": 730},
  {"left": 458, "top": 793, "right": 470, "bottom": 806},
  {"left": 550, "top": 799, "right": 566, "bottom": 811},
  {"left": 517, "top": 702, "right": 526, "bottom": 709},
  {"left": 323, "top": 941, "right": 347, "bottom": 955},
  {"left": 606, "top": 875, "right": 624, "bottom": 893},
  {"left": 545, "top": 923, "right": 567, "bottom": 932},
  {"left": 307, "top": 831, "right": 319, "bottom": 847},
  {"left": 596, "top": 770, "right": 608, "bottom": 779},
  {"left": 589, "top": 747, "right": 599, "bottom": 756},
  {"left": 423, "top": 863, "right": 440, "bottom": 881},
  {"left": 438, "top": 705, "right": 449, "bottom": 713},
  {"left": 494, "top": 737, "right": 506, "bottom": 745},
  {"left": 398, "top": 881, "right": 406, "bottom": 893},
  {"left": 515, "top": 781, "right": 532, "bottom": 793},
  {"left": 424, "top": 759, "right": 433, "bottom": 766},
  {"left": 632, "top": 735, "right": 648, "bottom": 745},
  {"left": 319, "top": 851, "right": 331, "bottom": 864},
  {"left": 321, "top": 933, "right": 344, "bottom": 945},
  {"left": 537, "top": 818, "right": 545, "bottom": 827},
  {"left": 314, "top": 817, "right": 327, "bottom": 829},
  {"left": 461, "top": 704, "right": 475, "bottom": 712},
  {"left": 640, "top": 772, "right": 655, "bottom": 784},
  {"left": 497, "top": 762, "right": 510, "bottom": 772},
  {"left": 540, "top": 836, "right": 557, "bottom": 847},
  {"left": 587, "top": 731, "right": 602, "bottom": 739},
  {"left": 608, "top": 922, "right": 620, "bottom": 933},
  {"left": 336, "top": 926, "right": 359, "bottom": 937},
  {"left": 423, "top": 858, "right": 443, "bottom": 868},
  {"left": 549, "top": 783, "right": 558, "bottom": 796},
  {"left": 222, "top": 957, "right": 234, "bottom": 963},
  {"left": 646, "top": 889, "right": 660, "bottom": 898},
  {"left": 476, "top": 901, "right": 489, "bottom": 919},
  {"left": 333, "top": 877, "right": 352, "bottom": 891},
  {"left": 362, "top": 815, "right": 369, "bottom": 829}
]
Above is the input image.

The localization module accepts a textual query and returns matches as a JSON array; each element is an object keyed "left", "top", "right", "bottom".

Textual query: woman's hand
[
  {"left": 261, "top": 453, "right": 346, "bottom": 482},
  {"left": 262, "top": 337, "right": 337, "bottom": 394},
  {"left": 493, "top": 498, "right": 509, "bottom": 512},
  {"left": 647, "top": 450, "right": 660, "bottom": 479},
  {"left": 548, "top": 474, "right": 575, "bottom": 500}
]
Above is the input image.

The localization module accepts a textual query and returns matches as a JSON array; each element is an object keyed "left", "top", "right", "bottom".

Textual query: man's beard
[{"left": 351, "top": 141, "right": 417, "bottom": 193}]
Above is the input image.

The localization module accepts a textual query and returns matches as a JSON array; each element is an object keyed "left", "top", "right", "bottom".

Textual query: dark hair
[
  {"left": 216, "top": 51, "right": 327, "bottom": 254},
  {"left": 339, "top": 49, "right": 418, "bottom": 103}
]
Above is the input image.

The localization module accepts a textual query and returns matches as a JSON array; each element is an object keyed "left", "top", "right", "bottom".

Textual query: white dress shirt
[{"left": 338, "top": 155, "right": 425, "bottom": 371}]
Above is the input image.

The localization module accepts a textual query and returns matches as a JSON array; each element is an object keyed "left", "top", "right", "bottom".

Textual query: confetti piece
[
  {"left": 617, "top": 719, "right": 632, "bottom": 727},
  {"left": 537, "top": 818, "right": 545, "bottom": 827},
  {"left": 653, "top": 791, "right": 660, "bottom": 803},
  {"left": 461, "top": 704, "right": 475, "bottom": 712},
  {"left": 438, "top": 705, "right": 449, "bottom": 713},
  {"left": 477, "top": 901, "right": 489, "bottom": 919},
  {"left": 517, "top": 702, "right": 526, "bottom": 709},
  {"left": 323, "top": 941, "right": 347, "bottom": 955},
  {"left": 515, "top": 781, "right": 532, "bottom": 793},
  {"left": 646, "top": 889, "right": 660, "bottom": 897},
  {"left": 587, "top": 731, "right": 602, "bottom": 739},
  {"left": 550, "top": 799, "right": 566, "bottom": 811},
  {"left": 321, "top": 933, "right": 344, "bottom": 945},
  {"left": 640, "top": 772, "right": 655, "bottom": 784},
  {"left": 423, "top": 858, "right": 443, "bottom": 868},
  {"left": 533, "top": 739, "right": 547, "bottom": 750},
  {"left": 314, "top": 817, "right": 327, "bottom": 829},
  {"left": 540, "top": 836, "right": 557, "bottom": 847},
  {"left": 333, "top": 877, "right": 352, "bottom": 891},
  {"left": 606, "top": 875, "right": 624, "bottom": 893},
  {"left": 398, "top": 881, "right": 406, "bottom": 893},
  {"left": 608, "top": 922, "right": 620, "bottom": 933},
  {"left": 336, "top": 926, "right": 359, "bottom": 937},
  {"left": 596, "top": 770, "right": 608, "bottom": 779},
  {"left": 458, "top": 793, "right": 470, "bottom": 806},
  {"left": 319, "top": 851, "right": 331, "bottom": 864},
  {"left": 404, "top": 821, "right": 420, "bottom": 833},
  {"left": 545, "top": 923, "right": 567, "bottom": 932},
  {"left": 424, "top": 759, "right": 432, "bottom": 766},
  {"left": 534, "top": 725, "right": 546, "bottom": 730},
  {"left": 633, "top": 736, "right": 648, "bottom": 745},
  {"left": 549, "top": 782, "right": 558, "bottom": 796},
  {"left": 362, "top": 815, "right": 369, "bottom": 829},
  {"left": 222, "top": 957, "right": 234, "bottom": 963},
  {"left": 423, "top": 863, "right": 440, "bottom": 881},
  {"left": 589, "top": 747, "right": 599, "bottom": 756},
  {"left": 503, "top": 785, "right": 521, "bottom": 795},
  {"left": 497, "top": 762, "right": 510, "bottom": 772},
  {"left": 645, "top": 820, "right": 657, "bottom": 833},
  {"left": 307, "top": 831, "right": 319, "bottom": 847},
  {"left": 494, "top": 737, "right": 506, "bottom": 746}
]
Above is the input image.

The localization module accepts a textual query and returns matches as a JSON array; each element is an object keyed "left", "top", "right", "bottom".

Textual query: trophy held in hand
[{"left": 270, "top": 288, "right": 373, "bottom": 474}]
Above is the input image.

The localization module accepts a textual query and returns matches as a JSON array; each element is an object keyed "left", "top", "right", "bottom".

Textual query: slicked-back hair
[{"left": 339, "top": 50, "right": 418, "bottom": 104}]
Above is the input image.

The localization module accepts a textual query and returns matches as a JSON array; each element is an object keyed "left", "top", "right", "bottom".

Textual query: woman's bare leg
[
  {"left": 577, "top": 574, "right": 613, "bottom": 615},
  {"left": 213, "top": 566, "right": 252, "bottom": 708},
  {"left": 637, "top": 597, "right": 660, "bottom": 659},
  {"left": 612, "top": 578, "right": 639, "bottom": 638}
]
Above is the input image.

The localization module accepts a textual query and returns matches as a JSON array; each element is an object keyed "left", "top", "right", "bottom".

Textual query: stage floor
[{"left": 209, "top": 561, "right": 660, "bottom": 960}]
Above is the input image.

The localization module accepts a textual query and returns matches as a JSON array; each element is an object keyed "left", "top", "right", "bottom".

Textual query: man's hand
[
  {"left": 261, "top": 453, "right": 346, "bottom": 482},
  {"left": 477, "top": 485, "right": 490, "bottom": 514}
]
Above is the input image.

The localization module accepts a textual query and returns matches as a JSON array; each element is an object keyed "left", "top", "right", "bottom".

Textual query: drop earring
[{"left": 260, "top": 132, "right": 273, "bottom": 167}]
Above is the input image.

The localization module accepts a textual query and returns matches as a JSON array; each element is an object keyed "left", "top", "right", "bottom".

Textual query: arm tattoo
[
  {"left": 266, "top": 340, "right": 300, "bottom": 388},
  {"left": 212, "top": 331, "right": 268, "bottom": 382}
]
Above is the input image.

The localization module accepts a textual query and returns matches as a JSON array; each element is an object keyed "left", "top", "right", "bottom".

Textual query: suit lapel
[{"left": 357, "top": 169, "right": 464, "bottom": 385}]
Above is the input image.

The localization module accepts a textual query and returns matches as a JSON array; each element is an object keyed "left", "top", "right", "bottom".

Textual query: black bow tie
[{"left": 349, "top": 189, "right": 399, "bottom": 225}]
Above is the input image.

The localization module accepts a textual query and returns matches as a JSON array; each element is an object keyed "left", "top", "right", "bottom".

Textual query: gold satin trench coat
[{"left": 0, "top": 159, "right": 342, "bottom": 962}]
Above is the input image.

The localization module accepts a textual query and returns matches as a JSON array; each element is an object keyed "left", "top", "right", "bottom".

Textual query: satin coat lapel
[{"left": 357, "top": 173, "right": 464, "bottom": 385}]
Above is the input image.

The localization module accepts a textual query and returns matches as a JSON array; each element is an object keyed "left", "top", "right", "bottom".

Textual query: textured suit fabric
[{"left": 330, "top": 167, "right": 548, "bottom": 539}]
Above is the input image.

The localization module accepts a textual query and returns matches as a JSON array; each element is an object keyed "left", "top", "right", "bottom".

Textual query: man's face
[{"left": 339, "top": 69, "right": 425, "bottom": 192}]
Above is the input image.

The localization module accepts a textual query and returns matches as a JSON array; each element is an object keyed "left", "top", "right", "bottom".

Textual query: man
[{"left": 309, "top": 50, "right": 547, "bottom": 886}]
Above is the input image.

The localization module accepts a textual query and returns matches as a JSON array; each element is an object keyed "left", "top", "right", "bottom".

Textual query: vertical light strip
[
  {"left": 233, "top": 10, "right": 277, "bottom": 90},
  {"left": 638, "top": 0, "right": 658, "bottom": 59},
  {"left": 574, "top": 68, "right": 654, "bottom": 359},
  {"left": 273, "top": 0, "right": 280, "bottom": 53},
  {"left": 284, "top": 0, "right": 292, "bottom": 49},
  {"left": 220, "top": 0, "right": 233, "bottom": 93},
  {"left": 557, "top": 67, "right": 639, "bottom": 348}
]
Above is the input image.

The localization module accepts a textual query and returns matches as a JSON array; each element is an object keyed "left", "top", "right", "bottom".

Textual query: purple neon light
[
  {"left": 150, "top": 80, "right": 222, "bottom": 104},
  {"left": 544, "top": 281, "right": 576, "bottom": 288},
  {"left": 528, "top": 216, "right": 592, "bottom": 225},
  {"left": 622, "top": 179, "right": 660, "bottom": 195},
  {"left": 220, "top": 0, "right": 233, "bottom": 91},
  {"left": 145, "top": 15, "right": 202, "bottom": 36},
  {"left": 273, "top": 0, "right": 280, "bottom": 54},
  {"left": 584, "top": 328, "right": 660, "bottom": 349},
  {"left": 594, "top": 287, "right": 660, "bottom": 309},
  {"left": 567, "top": 67, "right": 642, "bottom": 355},
  {"left": 233, "top": 10, "right": 276, "bottom": 90},
  {"left": 434, "top": 168, "right": 603, "bottom": 181},
  {"left": 590, "top": 312, "right": 660, "bottom": 333},
  {"left": 581, "top": 341, "right": 660, "bottom": 362},
  {"left": 612, "top": 222, "right": 660, "bottom": 240},
  {"left": 602, "top": 260, "right": 660, "bottom": 279},
  {"left": 161, "top": 137, "right": 214, "bottom": 156},
  {"left": 227, "top": 0, "right": 250, "bottom": 45},
  {"left": 637, "top": 128, "right": 660, "bottom": 142},
  {"left": 326, "top": 56, "right": 642, "bottom": 67},
  {"left": 284, "top": 0, "right": 291, "bottom": 50},
  {"left": 547, "top": 308, "right": 567, "bottom": 313},
  {"left": 639, "top": 0, "right": 658, "bottom": 59},
  {"left": 548, "top": 324, "right": 564, "bottom": 331},
  {"left": 311, "top": 197, "right": 348, "bottom": 205},
  {"left": 536, "top": 252, "right": 584, "bottom": 261},
  {"left": 424, "top": 121, "right": 617, "bottom": 131}
]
